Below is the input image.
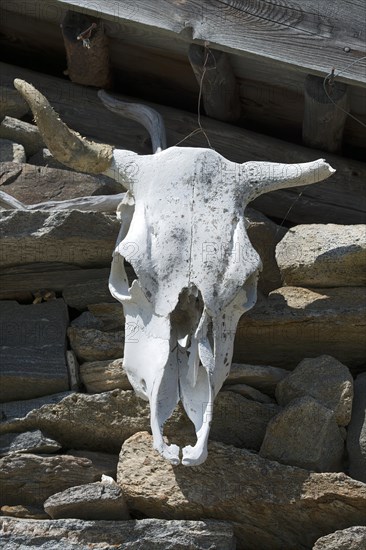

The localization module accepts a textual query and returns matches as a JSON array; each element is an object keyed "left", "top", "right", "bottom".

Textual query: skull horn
[{"left": 13, "top": 79, "right": 113, "bottom": 173}]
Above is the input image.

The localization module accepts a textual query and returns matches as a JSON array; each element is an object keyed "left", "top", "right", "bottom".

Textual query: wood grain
[{"left": 51, "top": 0, "right": 366, "bottom": 87}]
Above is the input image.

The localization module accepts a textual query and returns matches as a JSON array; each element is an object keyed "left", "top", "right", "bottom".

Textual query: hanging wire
[
  {"left": 174, "top": 42, "right": 216, "bottom": 148},
  {"left": 277, "top": 55, "right": 366, "bottom": 228}
]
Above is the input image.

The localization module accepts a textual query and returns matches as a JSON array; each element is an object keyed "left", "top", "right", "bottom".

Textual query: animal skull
[{"left": 14, "top": 79, "right": 335, "bottom": 466}]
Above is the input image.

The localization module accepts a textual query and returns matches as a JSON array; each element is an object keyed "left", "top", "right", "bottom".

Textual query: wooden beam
[
  {"left": 1, "top": 62, "right": 365, "bottom": 224},
  {"left": 61, "top": 10, "right": 112, "bottom": 88},
  {"left": 4, "top": 0, "right": 363, "bottom": 87},
  {"left": 302, "top": 74, "right": 349, "bottom": 153},
  {"left": 188, "top": 44, "right": 241, "bottom": 122}
]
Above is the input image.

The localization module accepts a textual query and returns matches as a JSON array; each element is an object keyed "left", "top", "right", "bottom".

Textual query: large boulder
[
  {"left": 347, "top": 372, "right": 366, "bottom": 483},
  {"left": 118, "top": 431, "right": 366, "bottom": 550},
  {"left": 275, "top": 355, "right": 353, "bottom": 426},
  {"left": 234, "top": 286, "right": 366, "bottom": 369},
  {"left": 259, "top": 396, "right": 345, "bottom": 472},
  {"left": 0, "top": 210, "right": 120, "bottom": 269},
  {"left": 276, "top": 224, "right": 366, "bottom": 287},
  {"left": 313, "top": 526, "right": 366, "bottom": 549},
  {"left": 0, "top": 161, "right": 121, "bottom": 203},
  {"left": 44, "top": 476, "right": 130, "bottom": 520},
  {"left": 0, "top": 299, "right": 69, "bottom": 402},
  {"left": 0, "top": 517, "right": 236, "bottom": 549}
]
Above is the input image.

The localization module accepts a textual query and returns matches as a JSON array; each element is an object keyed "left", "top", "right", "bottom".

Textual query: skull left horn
[{"left": 13, "top": 79, "right": 113, "bottom": 173}]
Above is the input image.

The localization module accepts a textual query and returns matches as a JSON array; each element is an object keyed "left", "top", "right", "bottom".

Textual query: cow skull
[{"left": 14, "top": 79, "right": 335, "bottom": 466}]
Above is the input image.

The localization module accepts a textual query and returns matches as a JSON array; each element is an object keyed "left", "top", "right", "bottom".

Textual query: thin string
[{"left": 174, "top": 42, "right": 216, "bottom": 148}]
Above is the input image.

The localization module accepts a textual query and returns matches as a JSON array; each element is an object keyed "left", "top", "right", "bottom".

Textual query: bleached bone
[{"left": 15, "top": 80, "right": 335, "bottom": 466}]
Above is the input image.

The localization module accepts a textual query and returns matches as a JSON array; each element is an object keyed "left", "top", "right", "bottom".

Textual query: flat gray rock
[
  {"left": 0, "top": 430, "right": 62, "bottom": 456},
  {"left": 0, "top": 210, "right": 120, "bottom": 269},
  {"left": 347, "top": 372, "right": 366, "bottom": 483},
  {"left": 0, "top": 517, "right": 236, "bottom": 549},
  {"left": 0, "top": 453, "right": 109, "bottom": 507},
  {"left": 0, "top": 162, "right": 121, "bottom": 204},
  {"left": 0, "top": 299, "right": 69, "bottom": 402},
  {"left": 275, "top": 355, "right": 353, "bottom": 426},
  {"left": 260, "top": 396, "right": 345, "bottom": 472},
  {"left": 67, "top": 327, "right": 124, "bottom": 362},
  {"left": 0, "top": 116, "right": 44, "bottom": 156},
  {"left": 0, "top": 87, "right": 29, "bottom": 120},
  {"left": 276, "top": 224, "right": 366, "bottom": 287},
  {"left": 313, "top": 526, "right": 366, "bottom": 549},
  {"left": 44, "top": 477, "right": 130, "bottom": 520}
]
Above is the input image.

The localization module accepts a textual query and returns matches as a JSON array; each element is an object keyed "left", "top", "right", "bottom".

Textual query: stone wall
[{"left": 0, "top": 122, "right": 365, "bottom": 549}]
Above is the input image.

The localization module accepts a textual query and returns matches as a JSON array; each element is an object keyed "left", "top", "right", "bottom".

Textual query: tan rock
[
  {"left": 79, "top": 358, "right": 132, "bottom": 393},
  {"left": 259, "top": 396, "right": 345, "bottom": 472},
  {"left": 0, "top": 390, "right": 149, "bottom": 454},
  {"left": 234, "top": 286, "right": 366, "bottom": 369},
  {"left": 0, "top": 505, "right": 49, "bottom": 520},
  {"left": 0, "top": 517, "right": 236, "bottom": 549},
  {"left": 44, "top": 477, "right": 130, "bottom": 520},
  {"left": 276, "top": 224, "right": 366, "bottom": 288},
  {"left": 276, "top": 355, "right": 353, "bottom": 426},
  {"left": 0, "top": 453, "right": 107, "bottom": 507},
  {"left": 118, "top": 431, "right": 366, "bottom": 550},
  {"left": 313, "top": 526, "right": 366, "bottom": 549},
  {"left": 67, "top": 327, "right": 124, "bottom": 362}
]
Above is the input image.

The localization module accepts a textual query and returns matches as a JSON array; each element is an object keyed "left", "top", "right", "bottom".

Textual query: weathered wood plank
[
  {"left": 1, "top": 0, "right": 365, "bottom": 86},
  {"left": 1, "top": 62, "right": 365, "bottom": 224},
  {"left": 45, "top": 0, "right": 366, "bottom": 87}
]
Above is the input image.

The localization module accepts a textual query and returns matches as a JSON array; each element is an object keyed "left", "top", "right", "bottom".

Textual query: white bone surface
[{"left": 106, "top": 147, "right": 335, "bottom": 466}]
